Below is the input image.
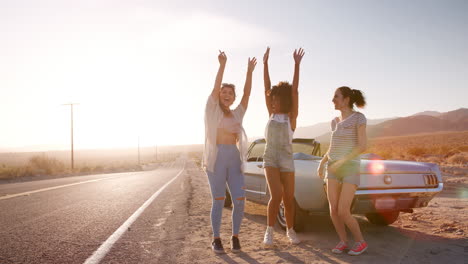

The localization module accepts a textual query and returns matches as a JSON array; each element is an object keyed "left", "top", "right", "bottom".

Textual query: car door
[{"left": 243, "top": 141, "right": 268, "bottom": 203}]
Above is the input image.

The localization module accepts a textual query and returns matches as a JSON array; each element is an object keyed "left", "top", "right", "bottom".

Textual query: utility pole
[
  {"left": 138, "top": 136, "right": 141, "bottom": 166},
  {"left": 62, "top": 103, "right": 78, "bottom": 171}
]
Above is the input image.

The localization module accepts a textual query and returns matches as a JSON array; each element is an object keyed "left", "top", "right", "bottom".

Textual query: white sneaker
[
  {"left": 263, "top": 226, "right": 274, "bottom": 247},
  {"left": 287, "top": 228, "right": 301, "bottom": 245}
]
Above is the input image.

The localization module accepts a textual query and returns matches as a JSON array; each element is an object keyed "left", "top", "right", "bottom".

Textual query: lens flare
[{"left": 368, "top": 160, "right": 385, "bottom": 175}]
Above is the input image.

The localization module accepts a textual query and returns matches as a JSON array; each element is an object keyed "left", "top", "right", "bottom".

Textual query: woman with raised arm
[
  {"left": 262, "top": 47, "right": 304, "bottom": 246},
  {"left": 203, "top": 50, "right": 257, "bottom": 254},
  {"left": 317, "top": 86, "right": 368, "bottom": 256}
]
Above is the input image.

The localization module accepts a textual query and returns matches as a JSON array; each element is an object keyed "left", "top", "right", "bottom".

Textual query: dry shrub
[
  {"left": 29, "top": 155, "right": 66, "bottom": 175},
  {"left": 447, "top": 152, "right": 468, "bottom": 166},
  {"left": 93, "top": 165, "right": 104, "bottom": 172},
  {"left": 1, "top": 155, "right": 67, "bottom": 180},
  {"left": 456, "top": 145, "right": 468, "bottom": 152},
  {"left": 407, "top": 147, "right": 427, "bottom": 157},
  {"left": 0, "top": 166, "right": 35, "bottom": 180},
  {"left": 79, "top": 166, "right": 92, "bottom": 173},
  {"left": 425, "top": 156, "right": 443, "bottom": 164}
]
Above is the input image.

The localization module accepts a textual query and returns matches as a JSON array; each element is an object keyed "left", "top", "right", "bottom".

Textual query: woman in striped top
[{"left": 317, "top": 86, "right": 369, "bottom": 256}]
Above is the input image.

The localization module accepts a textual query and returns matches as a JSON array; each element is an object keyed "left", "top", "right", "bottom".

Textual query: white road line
[
  {"left": 0, "top": 176, "right": 118, "bottom": 201},
  {"left": 83, "top": 166, "right": 185, "bottom": 264}
]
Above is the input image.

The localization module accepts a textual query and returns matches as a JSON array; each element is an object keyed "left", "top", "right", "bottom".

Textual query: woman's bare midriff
[{"left": 216, "top": 128, "right": 238, "bottom": 145}]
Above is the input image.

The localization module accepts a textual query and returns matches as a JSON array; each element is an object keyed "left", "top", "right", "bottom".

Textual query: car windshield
[
  {"left": 292, "top": 143, "right": 315, "bottom": 155},
  {"left": 247, "top": 140, "right": 320, "bottom": 162}
]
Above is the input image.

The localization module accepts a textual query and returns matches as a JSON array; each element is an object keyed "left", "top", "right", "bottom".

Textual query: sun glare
[{"left": 368, "top": 160, "right": 385, "bottom": 175}]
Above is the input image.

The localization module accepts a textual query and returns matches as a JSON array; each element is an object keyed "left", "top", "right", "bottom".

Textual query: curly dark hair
[{"left": 270, "top": 81, "right": 292, "bottom": 113}]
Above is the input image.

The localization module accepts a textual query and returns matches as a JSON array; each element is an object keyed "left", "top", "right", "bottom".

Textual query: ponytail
[
  {"left": 337, "top": 86, "right": 366, "bottom": 109},
  {"left": 351, "top": 89, "right": 366, "bottom": 108}
]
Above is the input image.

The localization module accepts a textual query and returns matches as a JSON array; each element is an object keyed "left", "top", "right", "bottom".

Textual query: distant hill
[
  {"left": 316, "top": 108, "right": 468, "bottom": 143},
  {"left": 294, "top": 117, "right": 395, "bottom": 139},
  {"left": 439, "top": 108, "right": 468, "bottom": 123},
  {"left": 412, "top": 111, "right": 442, "bottom": 117}
]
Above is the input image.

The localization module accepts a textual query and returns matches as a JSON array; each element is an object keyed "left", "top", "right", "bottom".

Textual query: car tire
[
  {"left": 224, "top": 190, "right": 232, "bottom": 208},
  {"left": 365, "top": 211, "right": 400, "bottom": 225},
  {"left": 277, "top": 199, "right": 306, "bottom": 232}
]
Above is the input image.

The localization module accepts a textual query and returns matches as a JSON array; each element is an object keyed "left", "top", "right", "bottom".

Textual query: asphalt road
[{"left": 0, "top": 158, "right": 189, "bottom": 264}]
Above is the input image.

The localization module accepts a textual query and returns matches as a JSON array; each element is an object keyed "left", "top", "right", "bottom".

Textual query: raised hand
[
  {"left": 247, "top": 57, "right": 257, "bottom": 73},
  {"left": 218, "top": 50, "right": 227, "bottom": 66},
  {"left": 293, "top": 48, "right": 305, "bottom": 65},
  {"left": 263, "top": 47, "right": 270, "bottom": 64}
]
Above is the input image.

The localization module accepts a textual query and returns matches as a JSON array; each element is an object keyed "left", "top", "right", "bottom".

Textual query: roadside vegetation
[
  {"left": 0, "top": 150, "right": 180, "bottom": 181},
  {"left": 366, "top": 131, "right": 468, "bottom": 174}
]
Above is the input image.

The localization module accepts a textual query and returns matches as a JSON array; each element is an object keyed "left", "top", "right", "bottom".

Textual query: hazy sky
[{"left": 1, "top": 0, "right": 467, "bottom": 151}]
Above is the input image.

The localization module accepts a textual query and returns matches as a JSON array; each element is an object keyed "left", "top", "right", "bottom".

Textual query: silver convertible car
[{"left": 225, "top": 138, "right": 444, "bottom": 231}]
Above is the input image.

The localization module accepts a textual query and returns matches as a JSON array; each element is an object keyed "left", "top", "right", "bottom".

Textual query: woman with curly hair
[{"left": 262, "top": 47, "right": 305, "bottom": 246}]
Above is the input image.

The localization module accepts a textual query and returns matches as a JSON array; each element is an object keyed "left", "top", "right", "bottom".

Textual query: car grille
[{"left": 423, "top": 174, "right": 438, "bottom": 187}]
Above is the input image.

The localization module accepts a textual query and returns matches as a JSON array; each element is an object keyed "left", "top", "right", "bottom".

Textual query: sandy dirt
[{"left": 170, "top": 161, "right": 467, "bottom": 264}]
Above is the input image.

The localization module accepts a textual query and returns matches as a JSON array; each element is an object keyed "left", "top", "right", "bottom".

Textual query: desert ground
[{"left": 167, "top": 159, "right": 467, "bottom": 264}]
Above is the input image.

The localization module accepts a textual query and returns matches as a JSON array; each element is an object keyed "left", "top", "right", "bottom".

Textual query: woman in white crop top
[{"left": 203, "top": 50, "right": 257, "bottom": 253}]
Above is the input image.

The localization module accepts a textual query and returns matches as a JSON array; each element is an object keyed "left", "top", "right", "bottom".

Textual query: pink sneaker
[
  {"left": 331, "top": 241, "right": 348, "bottom": 254},
  {"left": 348, "top": 241, "right": 368, "bottom": 256}
]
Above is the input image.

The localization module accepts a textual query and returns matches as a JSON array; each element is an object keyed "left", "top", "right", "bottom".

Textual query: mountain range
[{"left": 312, "top": 108, "right": 468, "bottom": 143}]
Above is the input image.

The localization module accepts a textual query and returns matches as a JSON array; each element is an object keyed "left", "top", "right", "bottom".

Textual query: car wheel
[
  {"left": 224, "top": 190, "right": 232, "bottom": 207},
  {"left": 365, "top": 211, "right": 400, "bottom": 225},
  {"left": 277, "top": 199, "right": 306, "bottom": 232}
]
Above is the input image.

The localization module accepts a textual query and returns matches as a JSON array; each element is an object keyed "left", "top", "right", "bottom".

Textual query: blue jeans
[{"left": 206, "top": 144, "right": 245, "bottom": 237}]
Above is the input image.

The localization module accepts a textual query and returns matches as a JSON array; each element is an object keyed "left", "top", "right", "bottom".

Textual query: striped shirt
[{"left": 328, "top": 112, "right": 367, "bottom": 162}]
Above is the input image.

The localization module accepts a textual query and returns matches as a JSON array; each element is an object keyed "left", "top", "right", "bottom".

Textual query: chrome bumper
[
  {"left": 355, "top": 183, "right": 443, "bottom": 196},
  {"left": 350, "top": 183, "right": 444, "bottom": 213}
]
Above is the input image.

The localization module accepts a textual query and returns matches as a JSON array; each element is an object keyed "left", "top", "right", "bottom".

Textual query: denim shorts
[
  {"left": 326, "top": 160, "right": 360, "bottom": 186},
  {"left": 263, "top": 149, "right": 295, "bottom": 172},
  {"left": 263, "top": 119, "right": 295, "bottom": 172}
]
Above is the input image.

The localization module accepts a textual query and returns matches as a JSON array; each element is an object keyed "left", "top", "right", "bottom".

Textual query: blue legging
[{"left": 206, "top": 144, "right": 245, "bottom": 238}]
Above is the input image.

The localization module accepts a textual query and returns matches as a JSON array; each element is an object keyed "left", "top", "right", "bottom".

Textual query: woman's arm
[
  {"left": 211, "top": 50, "right": 227, "bottom": 99},
  {"left": 240, "top": 57, "right": 257, "bottom": 110},
  {"left": 317, "top": 148, "right": 330, "bottom": 179},
  {"left": 290, "top": 48, "right": 305, "bottom": 131},
  {"left": 263, "top": 47, "right": 273, "bottom": 116}
]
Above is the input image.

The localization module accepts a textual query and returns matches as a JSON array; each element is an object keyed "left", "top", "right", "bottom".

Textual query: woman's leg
[
  {"left": 206, "top": 170, "right": 226, "bottom": 239},
  {"left": 265, "top": 167, "right": 283, "bottom": 227},
  {"left": 326, "top": 178, "right": 348, "bottom": 242},
  {"left": 227, "top": 162, "right": 245, "bottom": 237},
  {"left": 280, "top": 172, "right": 295, "bottom": 229},
  {"left": 338, "top": 183, "right": 364, "bottom": 242},
  {"left": 207, "top": 148, "right": 229, "bottom": 239}
]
